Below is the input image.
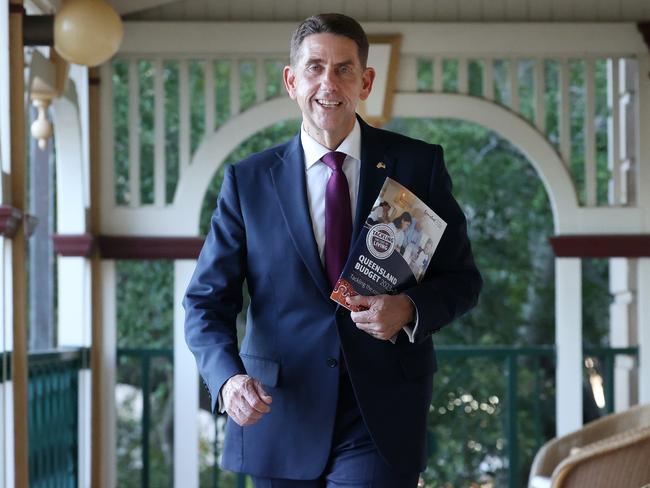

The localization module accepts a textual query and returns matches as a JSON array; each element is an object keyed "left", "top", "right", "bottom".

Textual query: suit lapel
[
  {"left": 270, "top": 135, "right": 331, "bottom": 300},
  {"left": 352, "top": 119, "right": 395, "bottom": 244}
]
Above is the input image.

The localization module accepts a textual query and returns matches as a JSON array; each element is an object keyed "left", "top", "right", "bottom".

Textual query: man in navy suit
[{"left": 184, "top": 13, "right": 481, "bottom": 487}]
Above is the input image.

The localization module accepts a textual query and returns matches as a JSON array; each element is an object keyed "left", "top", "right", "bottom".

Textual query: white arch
[
  {"left": 182, "top": 93, "right": 578, "bottom": 234},
  {"left": 174, "top": 97, "right": 301, "bottom": 233},
  {"left": 393, "top": 93, "right": 579, "bottom": 234}
]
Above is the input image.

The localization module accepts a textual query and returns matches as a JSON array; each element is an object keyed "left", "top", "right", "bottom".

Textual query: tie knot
[{"left": 321, "top": 151, "right": 347, "bottom": 171}]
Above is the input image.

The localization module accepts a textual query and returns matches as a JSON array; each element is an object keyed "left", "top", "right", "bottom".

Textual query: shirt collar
[{"left": 301, "top": 119, "right": 361, "bottom": 170}]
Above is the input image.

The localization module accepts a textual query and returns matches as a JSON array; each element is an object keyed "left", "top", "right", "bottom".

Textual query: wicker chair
[{"left": 528, "top": 403, "right": 650, "bottom": 488}]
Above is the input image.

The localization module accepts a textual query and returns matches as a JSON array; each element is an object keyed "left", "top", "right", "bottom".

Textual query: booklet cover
[{"left": 331, "top": 177, "right": 447, "bottom": 311}]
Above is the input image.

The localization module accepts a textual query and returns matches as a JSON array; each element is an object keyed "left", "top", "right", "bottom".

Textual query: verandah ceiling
[{"left": 27, "top": 0, "right": 650, "bottom": 22}]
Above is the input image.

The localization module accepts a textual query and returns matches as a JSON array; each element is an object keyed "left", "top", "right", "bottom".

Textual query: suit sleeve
[
  {"left": 183, "top": 164, "right": 247, "bottom": 413},
  {"left": 402, "top": 145, "right": 482, "bottom": 342}
]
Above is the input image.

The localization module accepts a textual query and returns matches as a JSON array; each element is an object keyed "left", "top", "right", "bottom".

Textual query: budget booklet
[{"left": 331, "top": 177, "right": 447, "bottom": 311}]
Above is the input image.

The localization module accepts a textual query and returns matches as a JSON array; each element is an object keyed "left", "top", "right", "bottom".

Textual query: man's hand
[
  {"left": 347, "top": 294, "right": 415, "bottom": 341},
  {"left": 222, "top": 374, "right": 272, "bottom": 426}
]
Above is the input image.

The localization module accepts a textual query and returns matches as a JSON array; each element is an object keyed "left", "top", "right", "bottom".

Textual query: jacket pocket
[
  {"left": 399, "top": 346, "right": 438, "bottom": 380},
  {"left": 240, "top": 353, "right": 280, "bottom": 387}
]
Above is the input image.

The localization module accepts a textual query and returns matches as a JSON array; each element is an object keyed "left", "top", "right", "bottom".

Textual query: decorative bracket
[{"left": 0, "top": 205, "right": 23, "bottom": 238}]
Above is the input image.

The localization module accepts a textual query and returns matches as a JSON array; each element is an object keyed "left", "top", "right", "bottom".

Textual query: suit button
[{"left": 326, "top": 358, "right": 338, "bottom": 368}]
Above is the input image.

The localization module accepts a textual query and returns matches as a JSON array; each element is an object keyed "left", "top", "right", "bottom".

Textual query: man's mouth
[{"left": 316, "top": 99, "right": 342, "bottom": 108}]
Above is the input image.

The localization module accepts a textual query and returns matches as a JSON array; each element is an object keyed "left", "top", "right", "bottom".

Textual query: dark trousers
[{"left": 252, "top": 372, "right": 420, "bottom": 488}]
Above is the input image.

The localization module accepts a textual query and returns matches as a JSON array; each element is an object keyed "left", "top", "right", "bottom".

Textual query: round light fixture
[{"left": 54, "top": 0, "right": 123, "bottom": 67}]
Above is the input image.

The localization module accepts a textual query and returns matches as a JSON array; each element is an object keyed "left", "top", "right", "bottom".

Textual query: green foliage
[
  {"left": 110, "top": 55, "right": 614, "bottom": 487},
  {"left": 199, "top": 120, "right": 301, "bottom": 236},
  {"left": 164, "top": 61, "right": 180, "bottom": 203},
  {"left": 113, "top": 60, "right": 130, "bottom": 204},
  {"left": 139, "top": 60, "right": 155, "bottom": 204}
]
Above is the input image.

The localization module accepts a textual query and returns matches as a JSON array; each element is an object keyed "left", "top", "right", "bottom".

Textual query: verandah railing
[
  {"left": 0, "top": 347, "right": 90, "bottom": 487},
  {"left": 116, "top": 345, "right": 638, "bottom": 488}
]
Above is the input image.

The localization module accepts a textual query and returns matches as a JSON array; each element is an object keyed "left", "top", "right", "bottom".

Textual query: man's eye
[
  {"left": 339, "top": 66, "right": 352, "bottom": 74},
  {"left": 307, "top": 64, "right": 322, "bottom": 72}
]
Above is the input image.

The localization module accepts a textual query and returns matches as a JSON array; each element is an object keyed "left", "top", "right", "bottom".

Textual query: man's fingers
[
  {"left": 228, "top": 401, "right": 263, "bottom": 427},
  {"left": 252, "top": 380, "right": 273, "bottom": 404},
  {"left": 350, "top": 309, "right": 375, "bottom": 323},
  {"left": 242, "top": 380, "right": 271, "bottom": 413}
]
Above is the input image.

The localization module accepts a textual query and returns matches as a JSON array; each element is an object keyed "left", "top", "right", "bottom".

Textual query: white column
[
  {"left": 100, "top": 261, "right": 117, "bottom": 488},
  {"left": 174, "top": 260, "right": 199, "bottom": 488},
  {"left": 638, "top": 258, "right": 650, "bottom": 404},
  {"left": 608, "top": 258, "right": 637, "bottom": 411},
  {"left": 555, "top": 257, "right": 583, "bottom": 435},
  {"left": 1, "top": 238, "right": 15, "bottom": 487}
]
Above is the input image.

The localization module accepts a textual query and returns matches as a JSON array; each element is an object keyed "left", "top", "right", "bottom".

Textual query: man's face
[{"left": 283, "top": 33, "right": 375, "bottom": 148}]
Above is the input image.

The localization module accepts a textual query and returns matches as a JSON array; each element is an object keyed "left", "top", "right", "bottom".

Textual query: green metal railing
[
  {"left": 113, "top": 344, "right": 638, "bottom": 488},
  {"left": 27, "top": 347, "right": 90, "bottom": 488},
  {"left": 117, "top": 347, "right": 175, "bottom": 488},
  {"left": 428, "top": 345, "right": 639, "bottom": 488}
]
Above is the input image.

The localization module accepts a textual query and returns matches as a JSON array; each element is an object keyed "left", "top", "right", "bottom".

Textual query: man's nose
[{"left": 319, "top": 67, "right": 337, "bottom": 89}]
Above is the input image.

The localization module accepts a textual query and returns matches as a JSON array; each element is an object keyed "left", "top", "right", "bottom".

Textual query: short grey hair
[{"left": 289, "top": 13, "right": 369, "bottom": 68}]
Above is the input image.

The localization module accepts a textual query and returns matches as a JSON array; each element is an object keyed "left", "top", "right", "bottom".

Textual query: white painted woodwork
[
  {"left": 229, "top": 0, "right": 252, "bottom": 19},
  {"left": 619, "top": 58, "right": 637, "bottom": 206},
  {"left": 0, "top": 0, "right": 9, "bottom": 181},
  {"left": 78, "top": 369, "right": 92, "bottom": 488},
  {"left": 2, "top": 380, "right": 14, "bottom": 487},
  {"left": 529, "top": 0, "right": 552, "bottom": 20},
  {"left": 368, "top": 0, "right": 391, "bottom": 21},
  {"left": 120, "top": 23, "right": 649, "bottom": 57},
  {"left": 636, "top": 55, "right": 650, "bottom": 220},
  {"left": 174, "top": 260, "right": 199, "bottom": 488},
  {"left": 123, "top": 0, "right": 650, "bottom": 22},
  {"left": 396, "top": 55, "right": 417, "bottom": 93},
  {"left": 638, "top": 258, "right": 650, "bottom": 404},
  {"left": 483, "top": 58, "right": 494, "bottom": 100},
  {"left": 111, "top": 0, "right": 177, "bottom": 15},
  {"left": 607, "top": 58, "right": 621, "bottom": 205},
  {"left": 457, "top": 58, "right": 468, "bottom": 95},
  {"left": 100, "top": 62, "right": 116, "bottom": 215},
  {"left": 100, "top": 261, "right": 117, "bottom": 488},
  {"left": 204, "top": 60, "right": 215, "bottom": 134},
  {"left": 433, "top": 0, "right": 458, "bottom": 20},
  {"left": 510, "top": 58, "right": 519, "bottom": 111},
  {"left": 584, "top": 59, "right": 597, "bottom": 206},
  {"left": 609, "top": 258, "right": 637, "bottom": 411},
  {"left": 432, "top": 57, "right": 443, "bottom": 93},
  {"left": 393, "top": 93, "right": 576, "bottom": 232},
  {"left": 502, "top": 0, "right": 525, "bottom": 19},
  {"left": 346, "top": 0, "right": 367, "bottom": 21},
  {"left": 128, "top": 60, "right": 141, "bottom": 207},
  {"left": 559, "top": 59, "right": 571, "bottom": 168},
  {"left": 52, "top": 93, "right": 87, "bottom": 233},
  {"left": 534, "top": 59, "right": 545, "bottom": 132},
  {"left": 391, "top": 0, "right": 412, "bottom": 21},
  {"left": 179, "top": 59, "right": 191, "bottom": 171},
  {"left": 256, "top": 58, "right": 266, "bottom": 103},
  {"left": 57, "top": 258, "right": 91, "bottom": 347},
  {"left": 154, "top": 59, "right": 166, "bottom": 206},
  {"left": 555, "top": 258, "right": 583, "bottom": 436},
  {"left": 1, "top": 238, "right": 14, "bottom": 487},
  {"left": 230, "top": 59, "right": 241, "bottom": 116}
]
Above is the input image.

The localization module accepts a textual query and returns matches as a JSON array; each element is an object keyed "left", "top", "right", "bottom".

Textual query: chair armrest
[{"left": 529, "top": 475, "right": 552, "bottom": 488}]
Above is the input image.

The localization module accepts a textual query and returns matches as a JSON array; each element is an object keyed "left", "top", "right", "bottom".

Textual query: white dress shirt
[
  {"left": 300, "top": 121, "right": 417, "bottom": 343},
  {"left": 301, "top": 120, "right": 361, "bottom": 263}
]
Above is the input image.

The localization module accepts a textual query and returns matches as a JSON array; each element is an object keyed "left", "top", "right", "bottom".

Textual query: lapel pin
[{"left": 376, "top": 162, "right": 386, "bottom": 169}]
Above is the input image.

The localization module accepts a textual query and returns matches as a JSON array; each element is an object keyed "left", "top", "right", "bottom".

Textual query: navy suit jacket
[{"left": 183, "top": 117, "right": 482, "bottom": 478}]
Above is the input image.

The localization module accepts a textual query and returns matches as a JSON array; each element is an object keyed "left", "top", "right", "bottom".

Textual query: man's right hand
[{"left": 222, "top": 374, "right": 273, "bottom": 426}]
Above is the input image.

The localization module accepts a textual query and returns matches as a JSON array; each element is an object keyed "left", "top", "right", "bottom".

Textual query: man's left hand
[{"left": 347, "top": 294, "right": 415, "bottom": 341}]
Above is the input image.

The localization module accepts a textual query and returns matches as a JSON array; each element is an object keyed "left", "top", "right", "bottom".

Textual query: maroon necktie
[{"left": 322, "top": 151, "right": 352, "bottom": 289}]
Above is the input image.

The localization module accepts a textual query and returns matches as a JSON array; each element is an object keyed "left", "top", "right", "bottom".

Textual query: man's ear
[
  {"left": 359, "top": 67, "right": 376, "bottom": 101},
  {"left": 283, "top": 66, "right": 297, "bottom": 100}
]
